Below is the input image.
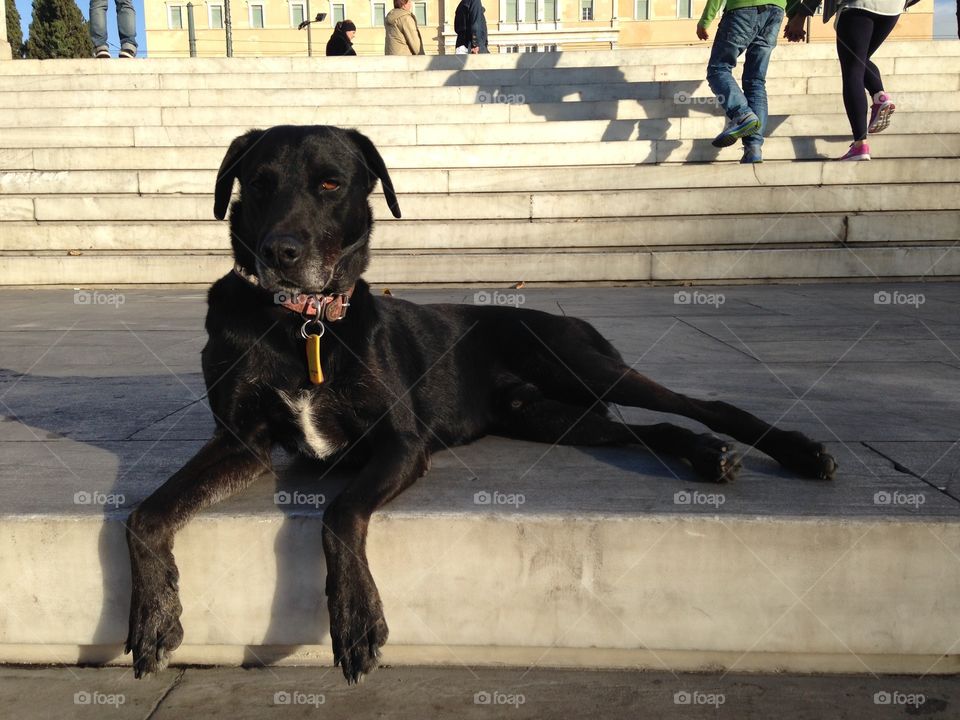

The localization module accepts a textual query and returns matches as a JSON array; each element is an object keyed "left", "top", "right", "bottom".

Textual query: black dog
[{"left": 125, "top": 125, "right": 837, "bottom": 683}]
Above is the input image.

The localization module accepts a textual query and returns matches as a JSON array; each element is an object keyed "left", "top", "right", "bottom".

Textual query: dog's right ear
[{"left": 214, "top": 129, "right": 264, "bottom": 220}]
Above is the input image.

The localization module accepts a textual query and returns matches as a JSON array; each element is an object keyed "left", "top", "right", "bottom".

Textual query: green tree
[
  {"left": 5, "top": 0, "right": 23, "bottom": 57},
  {"left": 24, "top": 0, "right": 94, "bottom": 59}
]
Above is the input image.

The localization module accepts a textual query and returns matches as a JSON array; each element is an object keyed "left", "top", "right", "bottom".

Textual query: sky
[{"left": 11, "top": 0, "right": 959, "bottom": 56}]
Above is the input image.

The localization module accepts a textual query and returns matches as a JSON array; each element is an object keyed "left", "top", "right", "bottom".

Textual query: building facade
[{"left": 144, "top": 0, "right": 933, "bottom": 56}]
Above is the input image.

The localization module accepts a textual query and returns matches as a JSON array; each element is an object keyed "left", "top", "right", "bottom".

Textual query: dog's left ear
[
  {"left": 346, "top": 129, "right": 402, "bottom": 219},
  {"left": 214, "top": 129, "right": 265, "bottom": 220}
]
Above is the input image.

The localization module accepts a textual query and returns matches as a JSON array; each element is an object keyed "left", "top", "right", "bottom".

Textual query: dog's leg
[
  {"left": 569, "top": 354, "right": 836, "bottom": 479},
  {"left": 125, "top": 429, "right": 272, "bottom": 677},
  {"left": 322, "top": 431, "right": 430, "bottom": 683},
  {"left": 495, "top": 383, "right": 740, "bottom": 482}
]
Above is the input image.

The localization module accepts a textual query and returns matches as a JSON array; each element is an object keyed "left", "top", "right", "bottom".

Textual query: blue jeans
[
  {"left": 89, "top": 0, "right": 138, "bottom": 51},
  {"left": 706, "top": 5, "right": 784, "bottom": 148}
]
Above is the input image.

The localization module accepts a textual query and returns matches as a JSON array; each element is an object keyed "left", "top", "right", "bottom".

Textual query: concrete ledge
[{"left": 1, "top": 285, "right": 958, "bottom": 672}]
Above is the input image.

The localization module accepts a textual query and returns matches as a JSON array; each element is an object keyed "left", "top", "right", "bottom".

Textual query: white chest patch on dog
[{"left": 279, "top": 391, "right": 341, "bottom": 459}]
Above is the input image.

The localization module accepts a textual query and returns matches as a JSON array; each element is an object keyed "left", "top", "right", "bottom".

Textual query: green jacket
[{"left": 698, "top": 0, "right": 791, "bottom": 28}]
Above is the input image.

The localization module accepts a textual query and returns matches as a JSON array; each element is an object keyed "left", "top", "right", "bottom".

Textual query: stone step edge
[{"left": 1, "top": 643, "right": 957, "bottom": 675}]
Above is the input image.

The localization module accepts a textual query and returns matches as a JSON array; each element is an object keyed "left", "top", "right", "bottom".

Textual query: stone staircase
[{"left": 0, "top": 41, "right": 958, "bottom": 286}]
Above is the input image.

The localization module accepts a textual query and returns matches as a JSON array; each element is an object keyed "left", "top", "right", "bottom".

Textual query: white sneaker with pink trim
[{"left": 868, "top": 92, "right": 895, "bottom": 134}]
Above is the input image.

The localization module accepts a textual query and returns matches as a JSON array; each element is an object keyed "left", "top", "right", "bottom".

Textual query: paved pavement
[
  {"left": 1, "top": 282, "right": 958, "bottom": 516},
  {"left": 0, "top": 665, "right": 957, "bottom": 719}
]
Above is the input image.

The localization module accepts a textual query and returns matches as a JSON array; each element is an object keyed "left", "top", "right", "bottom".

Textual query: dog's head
[{"left": 214, "top": 125, "right": 400, "bottom": 296}]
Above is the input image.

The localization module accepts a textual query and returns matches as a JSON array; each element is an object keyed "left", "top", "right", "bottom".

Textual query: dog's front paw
[
  {"left": 126, "top": 568, "right": 184, "bottom": 678},
  {"left": 327, "top": 565, "right": 388, "bottom": 684},
  {"left": 691, "top": 434, "right": 741, "bottom": 483},
  {"left": 777, "top": 432, "right": 838, "bottom": 480}
]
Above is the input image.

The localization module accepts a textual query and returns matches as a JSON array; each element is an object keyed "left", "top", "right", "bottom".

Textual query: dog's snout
[{"left": 261, "top": 234, "right": 303, "bottom": 270}]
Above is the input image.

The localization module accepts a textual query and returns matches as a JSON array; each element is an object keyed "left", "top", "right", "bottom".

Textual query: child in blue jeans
[{"left": 697, "top": 0, "right": 786, "bottom": 163}]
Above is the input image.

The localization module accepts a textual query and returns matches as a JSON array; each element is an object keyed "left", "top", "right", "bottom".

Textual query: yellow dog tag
[{"left": 306, "top": 333, "right": 324, "bottom": 384}]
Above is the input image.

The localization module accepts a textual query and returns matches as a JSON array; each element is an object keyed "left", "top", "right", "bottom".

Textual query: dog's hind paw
[
  {"left": 777, "top": 434, "right": 838, "bottom": 480},
  {"left": 691, "top": 434, "right": 741, "bottom": 483}
]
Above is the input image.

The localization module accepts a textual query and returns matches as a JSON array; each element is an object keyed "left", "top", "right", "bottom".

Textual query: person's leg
[
  {"left": 706, "top": 8, "right": 755, "bottom": 122},
  {"left": 864, "top": 13, "right": 900, "bottom": 133},
  {"left": 116, "top": 0, "right": 138, "bottom": 54},
  {"left": 742, "top": 5, "right": 784, "bottom": 157},
  {"left": 863, "top": 12, "right": 898, "bottom": 96},
  {"left": 89, "top": 0, "right": 109, "bottom": 53},
  {"left": 835, "top": 9, "right": 874, "bottom": 143}
]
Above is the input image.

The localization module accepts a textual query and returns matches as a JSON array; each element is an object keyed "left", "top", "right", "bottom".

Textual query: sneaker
[
  {"left": 868, "top": 92, "right": 895, "bottom": 134},
  {"left": 94, "top": 46, "right": 110, "bottom": 59},
  {"left": 712, "top": 112, "right": 761, "bottom": 148},
  {"left": 838, "top": 142, "right": 871, "bottom": 161},
  {"left": 741, "top": 147, "right": 763, "bottom": 164},
  {"left": 119, "top": 46, "right": 136, "bottom": 59}
]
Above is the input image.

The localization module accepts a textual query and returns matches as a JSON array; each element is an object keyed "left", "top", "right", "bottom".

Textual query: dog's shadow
[{"left": 0, "top": 368, "right": 350, "bottom": 666}]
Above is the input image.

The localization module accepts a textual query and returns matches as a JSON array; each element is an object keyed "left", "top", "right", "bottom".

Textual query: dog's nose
[{"left": 261, "top": 234, "right": 303, "bottom": 270}]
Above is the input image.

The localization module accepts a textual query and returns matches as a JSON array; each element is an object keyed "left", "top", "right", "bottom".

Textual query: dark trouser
[{"left": 835, "top": 9, "right": 900, "bottom": 141}]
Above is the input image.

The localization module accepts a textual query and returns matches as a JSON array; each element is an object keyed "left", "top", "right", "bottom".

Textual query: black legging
[{"left": 835, "top": 8, "right": 900, "bottom": 141}]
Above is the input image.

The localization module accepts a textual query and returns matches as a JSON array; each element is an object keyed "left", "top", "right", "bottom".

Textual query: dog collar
[{"left": 233, "top": 264, "right": 353, "bottom": 322}]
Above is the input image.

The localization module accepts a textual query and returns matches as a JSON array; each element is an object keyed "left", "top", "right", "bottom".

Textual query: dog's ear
[
  {"left": 346, "top": 129, "right": 401, "bottom": 219},
  {"left": 214, "top": 129, "right": 264, "bottom": 220}
]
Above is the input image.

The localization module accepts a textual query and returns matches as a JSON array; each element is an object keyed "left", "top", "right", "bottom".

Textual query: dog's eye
[
  {"left": 320, "top": 180, "right": 340, "bottom": 192},
  {"left": 249, "top": 176, "right": 274, "bottom": 195}
]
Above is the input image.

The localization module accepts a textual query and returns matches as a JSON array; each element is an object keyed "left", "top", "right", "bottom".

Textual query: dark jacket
[
  {"left": 454, "top": 0, "right": 488, "bottom": 53},
  {"left": 326, "top": 29, "right": 356, "bottom": 56}
]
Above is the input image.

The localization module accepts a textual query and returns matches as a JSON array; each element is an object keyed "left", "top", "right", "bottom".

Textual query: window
[
  {"left": 544, "top": 0, "right": 556, "bottom": 20},
  {"left": 290, "top": 1, "right": 305, "bottom": 26},
  {"left": 676, "top": 0, "right": 692, "bottom": 18},
  {"left": 208, "top": 3, "right": 223, "bottom": 28},
  {"left": 580, "top": 0, "right": 593, "bottom": 20},
  {"left": 505, "top": 0, "right": 518, "bottom": 22},
  {"left": 524, "top": 0, "right": 537, "bottom": 20},
  {"left": 372, "top": 2, "right": 385, "bottom": 25},
  {"left": 250, "top": 3, "right": 265, "bottom": 27},
  {"left": 635, "top": 0, "right": 648, "bottom": 19},
  {"left": 543, "top": 43, "right": 557, "bottom": 51},
  {"left": 168, "top": 5, "right": 183, "bottom": 29},
  {"left": 504, "top": 44, "right": 520, "bottom": 52},
  {"left": 414, "top": 1, "right": 427, "bottom": 24},
  {"left": 331, "top": 2, "right": 345, "bottom": 23}
]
